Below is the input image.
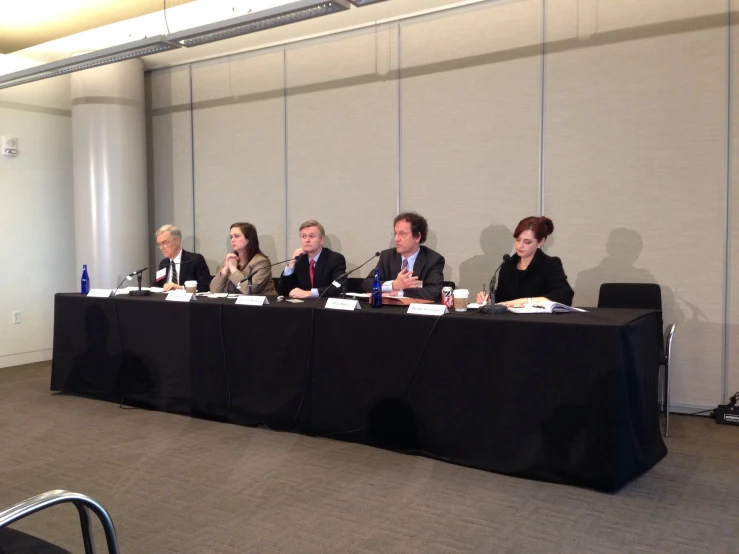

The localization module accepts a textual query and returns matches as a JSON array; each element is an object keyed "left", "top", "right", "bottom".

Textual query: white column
[{"left": 71, "top": 59, "right": 149, "bottom": 289}]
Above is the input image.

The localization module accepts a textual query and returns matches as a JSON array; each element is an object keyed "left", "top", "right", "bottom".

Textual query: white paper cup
[
  {"left": 185, "top": 280, "right": 197, "bottom": 293},
  {"left": 452, "top": 289, "right": 469, "bottom": 311}
]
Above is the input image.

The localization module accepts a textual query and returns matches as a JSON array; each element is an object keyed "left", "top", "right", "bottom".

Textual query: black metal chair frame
[
  {"left": 598, "top": 283, "right": 676, "bottom": 437},
  {"left": 0, "top": 490, "right": 119, "bottom": 554}
]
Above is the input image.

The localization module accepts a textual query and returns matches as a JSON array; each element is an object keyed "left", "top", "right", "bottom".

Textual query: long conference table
[{"left": 51, "top": 293, "right": 667, "bottom": 492}]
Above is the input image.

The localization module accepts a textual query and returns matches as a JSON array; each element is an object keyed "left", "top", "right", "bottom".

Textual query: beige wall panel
[
  {"left": 545, "top": 14, "right": 727, "bottom": 408},
  {"left": 0, "top": 76, "right": 74, "bottom": 365},
  {"left": 148, "top": 66, "right": 194, "bottom": 265},
  {"left": 285, "top": 29, "right": 398, "bottom": 270},
  {"left": 401, "top": 1, "right": 542, "bottom": 290},
  {"left": 548, "top": 0, "right": 726, "bottom": 44},
  {"left": 191, "top": 50, "right": 286, "bottom": 274}
]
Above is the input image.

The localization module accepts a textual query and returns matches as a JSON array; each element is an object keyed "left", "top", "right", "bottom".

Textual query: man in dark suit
[
  {"left": 361, "top": 212, "right": 445, "bottom": 302},
  {"left": 153, "top": 224, "right": 211, "bottom": 292},
  {"left": 278, "top": 219, "right": 346, "bottom": 299}
]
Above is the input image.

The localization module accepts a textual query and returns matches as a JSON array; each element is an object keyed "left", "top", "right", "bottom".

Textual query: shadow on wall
[
  {"left": 259, "top": 235, "right": 278, "bottom": 274},
  {"left": 323, "top": 232, "right": 351, "bottom": 266},
  {"left": 574, "top": 228, "right": 674, "bottom": 309},
  {"left": 458, "top": 225, "right": 513, "bottom": 292},
  {"left": 574, "top": 228, "right": 726, "bottom": 406}
]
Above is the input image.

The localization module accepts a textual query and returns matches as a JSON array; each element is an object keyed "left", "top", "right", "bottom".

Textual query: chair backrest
[
  {"left": 442, "top": 281, "right": 456, "bottom": 290},
  {"left": 597, "top": 283, "right": 662, "bottom": 310},
  {"left": 346, "top": 277, "right": 365, "bottom": 293},
  {"left": 272, "top": 277, "right": 280, "bottom": 291}
]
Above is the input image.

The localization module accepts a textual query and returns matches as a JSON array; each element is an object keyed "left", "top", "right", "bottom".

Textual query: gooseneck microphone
[
  {"left": 478, "top": 254, "right": 510, "bottom": 316},
  {"left": 238, "top": 255, "right": 302, "bottom": 285},
  {"left": 487, "top": 254, "right": 511, "bottom": 306},
  {"left": 316, "top": 251, "right": 380, "bottom": 301},
  {"left": 113, "top": 261, "right": 192, "bottom": 297}
]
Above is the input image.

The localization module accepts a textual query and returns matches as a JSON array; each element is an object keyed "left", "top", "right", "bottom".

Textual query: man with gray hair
[
  {"left": 278, "top": 219, "right": 346, "bottom": 299},
  {"left": 154, "top": 224, "right": 211, "bottom": 292}
]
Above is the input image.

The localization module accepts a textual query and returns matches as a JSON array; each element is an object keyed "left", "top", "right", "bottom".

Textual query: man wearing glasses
[
  {"left": 361, "top": 212, "right": 445, "bottom": 301},
  {"left": 278, "top": 219, "right": 347, "bottom": 299},
  {"left": 154, "top": 224, "right": 211, "bottom": 292}
]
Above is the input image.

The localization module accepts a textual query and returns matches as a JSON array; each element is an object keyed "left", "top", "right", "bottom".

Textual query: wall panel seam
[
  {"left": 189, "top": 64, "right": 197, "bottom": 252},
  {"left": 397, "top": 23, "right": 403, "bottom": 215},
  {"left": 284, "top": 47, "right": 289, "bottom": 258},
  {"left": 538, "top": 0, "right": 546, "bottom": 216},
  {"left": 723, "top": 0, "right": 733, "bottom": 403}
]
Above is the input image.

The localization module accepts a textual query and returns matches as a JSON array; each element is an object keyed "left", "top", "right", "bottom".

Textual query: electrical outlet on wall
[{"left": 12, "top": 311, "right": 21, "bottom": 324}]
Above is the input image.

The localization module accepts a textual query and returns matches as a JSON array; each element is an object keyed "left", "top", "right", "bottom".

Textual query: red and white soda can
[{"left": 441, "top": 286, "right": 453, "bottom": 308}]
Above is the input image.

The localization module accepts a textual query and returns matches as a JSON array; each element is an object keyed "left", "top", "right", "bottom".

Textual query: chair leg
[
  {"left": 75, "top": 504, "right": 95, "bottom": 554},
  {"left": 663, "top": 362, "right": 670, "bottom": 437}
]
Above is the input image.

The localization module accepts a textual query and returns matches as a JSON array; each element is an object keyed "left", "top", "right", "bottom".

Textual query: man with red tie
[{"left": 277, "top": 219, "right": 347, "bottom": 299}]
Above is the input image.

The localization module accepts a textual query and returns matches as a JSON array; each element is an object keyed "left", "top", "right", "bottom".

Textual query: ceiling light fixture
[
  {"left": 347, "top": 0, "right": 390, "bottom": 6},
  {"left": 0, "top": 36, "right": 179, "bottom": 90},
  {"left": 168, "top": 0, "right": 351, "bottom": 48}
]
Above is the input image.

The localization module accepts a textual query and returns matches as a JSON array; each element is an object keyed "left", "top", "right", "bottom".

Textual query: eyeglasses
[
  {"left": 157, "top": 240, "right": 173, "bottom": 249},
  {"left": 393, "top": 231, "right": 411, "bottom": 238}
]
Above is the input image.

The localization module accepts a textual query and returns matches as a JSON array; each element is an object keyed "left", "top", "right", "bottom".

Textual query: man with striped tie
[{"left": 154, "top": 224, "right": 211, "bottom": 293}]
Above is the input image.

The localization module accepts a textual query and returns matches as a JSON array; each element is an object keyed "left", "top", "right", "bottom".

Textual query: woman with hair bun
[{"left": 476, "top": 216, "right": 574, "bottom": 307}]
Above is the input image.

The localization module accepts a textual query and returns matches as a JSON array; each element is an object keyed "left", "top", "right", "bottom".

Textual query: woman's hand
[
  {"left": 226, "top": 253, "right": 239, "bottom": 273},
  {"left": 476, "top": 291, "right": 488, "bottom": 304},
  {"left": 220, "top": 254, "right": 236, "bottom": 276}
]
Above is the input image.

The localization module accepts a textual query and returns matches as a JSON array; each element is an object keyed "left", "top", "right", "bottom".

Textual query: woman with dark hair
[
  {"left": 209, "top": 222, "right": 276, "bottom": 295},
  {"left": 476, "top": 216, "right": 574, "bottom": 307}
]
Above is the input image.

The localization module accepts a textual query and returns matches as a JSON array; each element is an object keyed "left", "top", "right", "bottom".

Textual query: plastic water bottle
[
  {"left": 81, "top": 264, "right": 90, "bottom": 295},
  {"left": 371, "top": 268, "right": 382, "bottom": 308}
]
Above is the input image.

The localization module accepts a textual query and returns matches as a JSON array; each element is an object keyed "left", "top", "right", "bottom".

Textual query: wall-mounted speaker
[{"left": 2, "top": 136, "right": 18, "bottom": 157}]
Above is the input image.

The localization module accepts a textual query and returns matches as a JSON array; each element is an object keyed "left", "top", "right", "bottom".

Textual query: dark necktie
[
  {"left": 171, "top": 260, "right": 178, "bottom": 285},
  {"left": 401, "top": 258, "right": 408, "bottom": 272},
  {"left": 309, "top": 259, "right": 315, "bottom": 288}
]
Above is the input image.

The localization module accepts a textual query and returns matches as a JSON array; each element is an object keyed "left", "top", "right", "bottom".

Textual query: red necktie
[{"left": 309, "top": 259, "right": 315, "bottom": 288}]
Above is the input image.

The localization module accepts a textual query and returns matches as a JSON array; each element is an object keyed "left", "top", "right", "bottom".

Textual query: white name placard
[
  {"left": 407, "top": 304, "right": 448, "bottom": 316},
  {"left": 325, "top": 298, "right": 361, "bottom": 311},
  {"left": 87, "top": 289, "right": 113, "bottom": 298},
  {"left": 235, "top": 295, "right": 269, "bottom": 306},
  {"left": 166, "top": 292, "right": 193, "bottom": 302}
]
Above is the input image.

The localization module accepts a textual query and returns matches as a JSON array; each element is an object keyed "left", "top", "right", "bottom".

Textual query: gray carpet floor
[{"left": 1, "top": 362, "right": 738, "bottom": 554}]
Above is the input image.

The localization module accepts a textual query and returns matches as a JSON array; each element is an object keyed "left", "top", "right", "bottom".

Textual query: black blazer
[
  {"left": 361, "top": 245, "right": 445, "bottom": 301},
  {"left": 277, "top": 248, "right": 347, "bottom": 298},
  {"left": 155, "top": 249, "right": 211, "bottom": 292},
  {"left": 496, "top": 249, "right": 574, "bottom": 305}
]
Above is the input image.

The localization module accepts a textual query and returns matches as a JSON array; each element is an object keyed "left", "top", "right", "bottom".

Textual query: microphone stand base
[
  {"left": 480, "top": 304, "right": 508, "bottom": 315},
  {"left": 129, "top": 290, "right": 151, "bottom": 296}
]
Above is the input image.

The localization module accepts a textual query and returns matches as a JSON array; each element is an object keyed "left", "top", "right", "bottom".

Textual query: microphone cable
[
  {"left": 317, "top": 307, "right": 445, "bottom": 439},
  {"left": 260, "top": 302, "right": 315, "bottom": 433},
  {"left": 403, "top": 313, "right": 445, "bottom": 401},
  {"left": 218, "top": 295, "right": 232, "bottom": 419}
]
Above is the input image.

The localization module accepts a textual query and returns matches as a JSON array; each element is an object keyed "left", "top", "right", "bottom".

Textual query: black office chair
[
  {"left": 272, "top": 277, "right": 280, "bottom": 292},
  {"left": 442, "top": 280, "right": 456, "bottom": 290},
  {"left": 346, "top": 277, "right": 365, "bottom": 294},
  {"left": 597, "top": 283, "right": 676, "bottom": 437}
]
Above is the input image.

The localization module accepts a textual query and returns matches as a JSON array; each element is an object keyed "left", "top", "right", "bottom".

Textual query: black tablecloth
[{"left": 51, "top": 294, "right": 667, "bottom": 491}]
